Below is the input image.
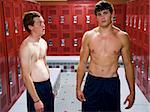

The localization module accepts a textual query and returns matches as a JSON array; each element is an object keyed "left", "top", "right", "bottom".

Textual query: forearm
[
  {"left": 76, "top": 64, "right": 86, "bottom": 90},
  {"left": 23, "top": 76, "right": 40, "bottom": 102},
  {"left": 125, "top": 63, "right": 135, "bottom": 94}
]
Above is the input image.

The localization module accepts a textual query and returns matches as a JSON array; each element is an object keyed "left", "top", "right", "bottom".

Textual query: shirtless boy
[
  {"left": 76, "top": 1, "right": 135, "bottom": 111},
  {"left": 19, "top": 11, "right": 54, "bottom": 112}
]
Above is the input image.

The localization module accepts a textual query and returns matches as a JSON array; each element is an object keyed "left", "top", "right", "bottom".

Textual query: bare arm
[
  {"left": 76, "top": 32, "right": 90, "bottom": 101},
  {"left": 20, "top": 45, "right": 40, "bottom": 102},
  {"left": 43, "top": 39, "right": 50, "bottom": 75},
  {"left": 121, "top": 33, "right": 135, "bottom": 108}
]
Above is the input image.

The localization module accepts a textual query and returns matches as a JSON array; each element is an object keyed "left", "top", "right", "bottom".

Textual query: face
[
  {"left": 30, "top": 16, "right": 45, "bottom": 36},
  {"left": 96, "top": 9, "right": 112, "bottom": 27}
]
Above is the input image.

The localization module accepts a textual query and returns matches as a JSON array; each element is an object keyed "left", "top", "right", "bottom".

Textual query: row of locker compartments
[
  {"left": 126, "top": 0, "right": 149, "bottom": 15},
  {"left": 125, "top": 15, "right": 150, "bottom": 32},
  {"left": 128, "top": 31, "right": 149, "bottom": 47}
]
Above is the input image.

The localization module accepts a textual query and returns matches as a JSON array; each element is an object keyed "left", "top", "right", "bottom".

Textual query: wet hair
[
  {"left": 23, "top": 11, "right": 41, "bottom": 33},
  {"left": 94, "top": 0, "right": 113, "bottom": 15}
]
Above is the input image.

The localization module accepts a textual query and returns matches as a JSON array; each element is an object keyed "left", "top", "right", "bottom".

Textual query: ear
[
  {"left": 28, "top": 25, "right": 33, "bottom": 31},
  {"left": 111, "top": 12, "right": 116, "bottom": 23}
]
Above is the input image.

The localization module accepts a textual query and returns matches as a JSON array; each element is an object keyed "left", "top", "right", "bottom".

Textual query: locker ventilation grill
[
  {"left": 50, "top": 33, "right": 57, "bottom": 38},
  {"left": 88, "top": 10, "right": 94, "bottom": 14},
  {"left": 0, "top": 41, "right": 3, "bottom": 54},
  {"left": 75, "top": 10, "right": 82, "bottom": 15},
  {"left": 50, "top": 25, "right": 57, "bottom": 30},
  {"left": 63, "top": 10, "right": 69, "bottom": 15},
  {"left": 1, "top": 94, "right": 7, "bottom": 109},
  {"left": 0, "top": 61, "right": 4, "bottom": 74},
  {"left": 63, "top": 25, "right": 69, "bottom": 30},
  {"left": 75, "top": 33, "right": 83, "bottom": 38},
  {"left": 75, "top": 25, "right": 82, "bottom": 29},
  {"left": 12, "top": 85, "right": 16, "bottom": 96},
  {"left": 49, "top": 10, "right": 56, "bottom": 15},
  {"left": 63, "top": 33, "right": 70, "bottom": 38}
]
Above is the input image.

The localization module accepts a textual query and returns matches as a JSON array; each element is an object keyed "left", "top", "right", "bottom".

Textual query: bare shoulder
[
  {"left": 19, "top": 37, "right": 33, "bottom": 57},
  {"left": 82, "top": 27, "right": 98, "bottom": 42},
  {"left": 113, "top": 26, "right": 130, "bottom": 44},
  {"left": 40, "top": 38, "right": 47, "bottom": 44}
]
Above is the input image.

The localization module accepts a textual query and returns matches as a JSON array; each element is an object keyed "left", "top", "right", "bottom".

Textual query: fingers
[
  {"left": 36, "top": 108, "right": 44, "bottom": 112},
  {"left": 77, "top": 91, "right": 86, "bottom": 102},
  {"left": 78, "top": 94, "right": 86, "bottom": 102},
  {"left": 124, "top": 98, "right": 127, "bottom": 105},
  {"left": 124, "top": 98, "right": 134, "bottom": 109}
]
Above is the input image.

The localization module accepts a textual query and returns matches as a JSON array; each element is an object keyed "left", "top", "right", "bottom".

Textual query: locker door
[
  {"left": 41, "top": 6, "right": 48, "bottom": 40},
  {"left": 59, "top": 5, "right": 72, "bottom": 55},
  {"left": 47, "top": 5, "right": 61, "bottom": 55},
  {"left": 21, "top": 1, "right": 29, "bottom": 40},
  {"left": 47, "top": 32, "right": 60, "bottom": 55},
  {"left": 47, "top": 5, "right": 60, "bottom": 32},
  {"left": 3, "top": 1, "right": 15, "bottom": 54},
  {"left": 114, "top": 4, "right": 126, "bottom": 30},
  {"left": 13, "top": 2, "right": 24, "bottom": 93},
  {"left": 13, "top": 2, "right": 22, "bottom": 49},
  {"left": 72, "top": 32, "right": 83, "bottom": 55},
  {"left": 140, "top": 47, "right": 149, "bottom": 96},
  {"left": 85, "top": 4, "right": 97, "bottom": 31},
  {"left": 72, "top": 4, "right": 85, "bottom": 55},
  {"left": 0, "top": 1, "right": 9, "bottom": 111},
  {"left": 3, "top": 1, "right": 18, "bottom": 103},
  {"left": 0, "top": 58, "right": 9, "bottom": 112}
]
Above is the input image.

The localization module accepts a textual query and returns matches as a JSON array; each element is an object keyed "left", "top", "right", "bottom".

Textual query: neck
[
  {"left": 29, "top": 33, "right": 41, "bottom": 42},
  {"left": 98, "top": 24, "right": 113, "bottom": 34}
]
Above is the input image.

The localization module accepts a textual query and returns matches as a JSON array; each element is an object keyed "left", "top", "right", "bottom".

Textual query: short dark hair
[
  {"left": 23, "top": 11, "right": 41, "bottom": 33},
  {"left": 94, "top": 0, "right": 113, "bottom": 15}
]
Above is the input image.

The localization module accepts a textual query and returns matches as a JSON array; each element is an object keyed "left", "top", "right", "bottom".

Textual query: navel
[
  {"left": 101, "top": 69, "right": 104, "bottom": 72},
  {"left": 91, "top": 49, "right": 95, "bottom": 53}
]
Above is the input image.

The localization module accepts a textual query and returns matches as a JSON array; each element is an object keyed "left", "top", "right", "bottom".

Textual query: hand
[
  {"left": 124, "top": 93, "right": 135, "bottom": 109},
  {"left": 34, "top": 100, "right": 44, "bottom": 112},
  {"left": 76, "top": 89, "right": 86, "bottom": 102}
]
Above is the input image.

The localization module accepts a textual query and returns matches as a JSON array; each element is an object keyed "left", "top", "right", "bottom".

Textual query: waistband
[
  {"left": 33, "top": 79, "right": 50, "bottom": 84},
  {"left": 88, "top": 72, "right": 119, "bottom": 80}
]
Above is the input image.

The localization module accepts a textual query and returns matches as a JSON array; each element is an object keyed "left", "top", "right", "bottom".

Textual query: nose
[{"left": 42, "top": 22, "right": 45, "bottom": 28}]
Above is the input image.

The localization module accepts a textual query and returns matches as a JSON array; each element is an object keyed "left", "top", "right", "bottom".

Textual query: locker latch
[
  {"left": 5, "top": 21, "right": 9, "bottom": 36},
  {"left": 60, "top": 16, "right": 64, "bottom": 24},
  {"left": 73, "top": 16, "right": 77, "bottom": 23},
  {"left": 86, "top": 15, "right": 90, "bottom": 24}
]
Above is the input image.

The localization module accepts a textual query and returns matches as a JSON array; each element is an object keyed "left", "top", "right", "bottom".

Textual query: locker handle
[
  {"left": 60, "top": 16, "right": 64, "bottom": 24},
  {"left": 144, "top": 17, "right": 147, "bottom": 31},
  {"left": 9, "top": 70, "right": 13, "bottom": 85},
  {"left": 73, "top": 16, "right": 77, "bottom": 24},
  {"left": 61, "top": 39, "right": 65, "bottom": 46},
  {"left": 86, "top": 15, "right": 90, "bottom": 24},
  {"left": 14, "top": 20, "right": 18, "bottom": 34},
  {"left": 141, "top": 61, "right": 144, "bottom": 74},
  {"left": 48, "top": 16, "right": 52, "bottom": 24},
  {"left": 148, "top": 67, "right": 150, "bottom": 80},
  {"left": 5, "top": 21, "right": 9, "bottom": 36},
  {"left": 48, "top": 40, "right": 53, "bottom": 46},
  {"left": 18, "top": 64, "right": 21, "bottom": 77},
  {"left": 73, "top": 39, "right": 78, "bottom": 47}
]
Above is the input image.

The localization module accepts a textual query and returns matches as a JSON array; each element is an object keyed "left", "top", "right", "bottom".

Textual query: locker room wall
[
  {"left": 126, "top": 0, "right": 150, "bottom": 102},
  {"left": 0, "top": 0, "right": 41, "bottom": 111},
  {"left": 0, "top": 1, "right": 10, "bottom": 111},
  {"left": 41, "top": 1, "right": 126, "bottom": 56},
  {"left": 0, "top": 0, "right": 149, "bottom": 111}
]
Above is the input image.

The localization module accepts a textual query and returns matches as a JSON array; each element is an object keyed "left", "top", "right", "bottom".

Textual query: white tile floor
[{"left": 9, "top": 66, "right": 150, "bottom": 112}]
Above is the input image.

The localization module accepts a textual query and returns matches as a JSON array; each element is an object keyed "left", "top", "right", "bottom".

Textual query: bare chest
[
  {"left": 89, "top": 35, "right": 122, "bottom": 56},
  {"left": 31, "top": 43, "right": 46, "bottom": 61}
]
